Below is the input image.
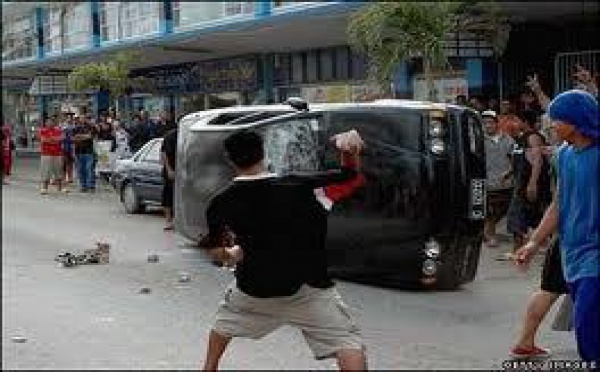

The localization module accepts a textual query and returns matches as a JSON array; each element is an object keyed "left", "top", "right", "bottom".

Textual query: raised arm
[{"left": 291, "top": 129, "right": 366, "bottom": 191}]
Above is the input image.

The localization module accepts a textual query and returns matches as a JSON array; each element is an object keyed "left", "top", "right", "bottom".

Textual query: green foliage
[
  {"left": 348, "top": 1, "right": 510, "bottom": 99},
  {"left": 68, "top": 51, "right": 139, "bottom": 99}
]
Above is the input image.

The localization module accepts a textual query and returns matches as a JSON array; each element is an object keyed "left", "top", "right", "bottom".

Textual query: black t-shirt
[
  {"left": 160, "top": 128, "right": 178, "bottom": 179},
  {"left": 72, "top": 124, "right": 96, "bottom": 155},
  {"left": 204, "top": 168, "right": 357, "bottom": 298}
]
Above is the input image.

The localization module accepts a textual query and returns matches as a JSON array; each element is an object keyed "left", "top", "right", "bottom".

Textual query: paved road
[{"left": 2, "top": 164, "right": 577, "bottom": 370}]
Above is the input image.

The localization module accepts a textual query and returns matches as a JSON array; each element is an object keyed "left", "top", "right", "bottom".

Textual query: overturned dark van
[{"left": 175, "top": 100, "right": 486, "bottom": 290}]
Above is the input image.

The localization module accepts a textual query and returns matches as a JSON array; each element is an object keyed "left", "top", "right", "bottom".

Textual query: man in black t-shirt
[
  {"left": 160, "top": 128, "right": 177, "bottom": 230},
  {"left": 200, "top": 129, "right": 367, "bottom": 371}
]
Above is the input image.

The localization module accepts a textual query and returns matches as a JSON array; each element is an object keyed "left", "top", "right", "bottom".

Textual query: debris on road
[
  {"left": 11, "top": 336, "right": 27, "bottom": 343},
  {"left": 55, "top": 241, "right": 111, "bottom": 268},
  {"left": 178, "top": 273, "right": 191, "bottom": 283},
  {"left": 147, "top": 254, "right": 159, "bottom": 263}
]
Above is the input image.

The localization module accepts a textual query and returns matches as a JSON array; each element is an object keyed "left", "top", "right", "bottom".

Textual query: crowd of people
[
  {"left": 472, "top": 64, "right": 598, "bottom": 362},
  {"left": 35, "top": 109, "right": 177, "bottom": 194}
]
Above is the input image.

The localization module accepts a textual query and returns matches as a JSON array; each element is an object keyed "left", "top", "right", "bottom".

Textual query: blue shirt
[{"left": 556, "top": 142, "right": 600, "bottom": 282}]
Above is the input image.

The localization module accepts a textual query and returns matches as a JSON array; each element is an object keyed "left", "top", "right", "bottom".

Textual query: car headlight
[
  {"left": 431, "top": 139, "right": 445, "bottom": 154},
  {"left": 422, "top": 259, "right": 437, "bottom": 276},
  {"left": 425, "top": 238, "right": 441, "bottom": 258},
  {"left": 429, "top": 121, "right": 445, "bottom": 137}
]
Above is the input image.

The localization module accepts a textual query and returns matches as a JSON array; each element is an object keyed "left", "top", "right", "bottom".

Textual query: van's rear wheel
[
  {"left": 435, "top": 239, "right": 481, "bottom": 290},
  {"left": 435, "top": 242, "right": 465, "bottom": 290}
]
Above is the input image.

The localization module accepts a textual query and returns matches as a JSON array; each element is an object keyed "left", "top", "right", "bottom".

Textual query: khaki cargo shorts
[
  {"left": 213, "top": 282, "right": 364, "bottom": 360},
  {"left": 40, "top": 155, "right": 63, "bottom": 182}
]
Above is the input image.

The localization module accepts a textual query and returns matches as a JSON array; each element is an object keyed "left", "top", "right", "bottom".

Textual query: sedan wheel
[{"left": 122, "top": 183, "right": 143, "bottom": 214}]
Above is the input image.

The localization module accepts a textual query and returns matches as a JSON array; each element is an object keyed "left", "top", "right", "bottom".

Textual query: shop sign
[
  {"left": 413, "top": 72, "right": 468, "bottom": 103},
  {"left": 131, "top": 57, "right": 258, "bottom": 94},
  {"left": 300, "top": 83, "right": 383, "bottom": 103}
]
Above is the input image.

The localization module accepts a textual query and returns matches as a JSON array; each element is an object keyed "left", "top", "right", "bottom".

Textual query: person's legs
[
  {"left": 513, "top": 290, "right": 560, "bottom": 350},
  {"left": 207, "top": 283, "right": 282, "bottom": 369},
  {"left": 75, "top": 154, "right": 86, "bottom": 191},
  {"left": 40, "top": 156, "right": 50, "bottom": 193},
  {"left": 52, "top": 156, "right": 64, "bottom": 191},
  {"left": 83, "top": 154, "right": 94, "bottom": 191},
  {"left": 290, "top": 286, "right": 366, "bottom": 370},
  {"left": 202, "top": 330, "right": 232, "bottom": 371},
  {"left": 162, "top": 178, "right": 174, "bottom": 230},
  {"left": 90, "top": 153, "right": 97, "bottom": 190},
  {"left": 569, "top": 277, "right": 600, "bottom": 362}
]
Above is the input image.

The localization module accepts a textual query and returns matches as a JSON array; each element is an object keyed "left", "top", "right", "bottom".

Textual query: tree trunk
[{"left": 424, "top": 58, "right": 436, "bottom": 102}]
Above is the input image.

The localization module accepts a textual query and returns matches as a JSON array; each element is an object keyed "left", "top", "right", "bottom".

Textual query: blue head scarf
[{"left": 547, "top": 89, "right": 599, "bottom": 140}]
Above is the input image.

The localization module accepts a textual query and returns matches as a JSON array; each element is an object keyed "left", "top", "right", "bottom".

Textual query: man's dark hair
[{"left": 224, "top": 130, "right": 265, "bottom": 169}]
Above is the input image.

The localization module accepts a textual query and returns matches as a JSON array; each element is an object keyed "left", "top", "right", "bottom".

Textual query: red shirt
[{"left": 39, "top": 126, "right": 63, "bottom": 156}]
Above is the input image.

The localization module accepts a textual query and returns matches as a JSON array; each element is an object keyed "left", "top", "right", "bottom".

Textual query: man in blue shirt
[{"left": 516, "top": 89, "right": 599, "bottom": 363}]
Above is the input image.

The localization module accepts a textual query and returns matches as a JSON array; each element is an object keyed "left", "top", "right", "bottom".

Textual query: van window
[
  {"left": 263, "top": 117, "right": 321, "bottom": 174},
  {"left": 327, "top": 111, "right": 423, "bottom": 153},
  {"left": 325, "top": 110, "right": 431, "bottom": 220}
]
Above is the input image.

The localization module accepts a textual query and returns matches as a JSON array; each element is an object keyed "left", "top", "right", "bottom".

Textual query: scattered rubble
[
  {"left": 55, "top": 242, "right": 110, "bottom": 268},
  {"left": 178, "top": 273, "right": 191, "bottom": 283},
  {"left": 11, "top": 336, "right": 27, "bottom": 343}
]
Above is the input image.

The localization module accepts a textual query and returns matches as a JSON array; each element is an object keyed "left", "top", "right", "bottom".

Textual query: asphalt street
[{"left": 2, "top": 158, "right": 578, "bottom": 370}]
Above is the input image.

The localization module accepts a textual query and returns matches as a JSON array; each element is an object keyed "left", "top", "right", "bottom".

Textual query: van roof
[
  {"left": 180, "top": 104, "right": 292, "bottom": 123},
  {"left": 184, "top": 100, "right": 465, "bottom": 131}
]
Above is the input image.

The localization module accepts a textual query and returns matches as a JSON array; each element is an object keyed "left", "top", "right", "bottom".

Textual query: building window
[
  {"left": 2, "top": 15, "right": 35, "bottom": 61},
  {"left": 99, "top": 2, "right": 159, "bottom": 42},
  {"left": 62, "top": 2, "right": 91, "bottom": 50},
  {"left": 223, "top": 2, "right": 254, "bottom": 17},
  {"left": 100, "top": 2, "right": 119, "bottom": 42},
  {"left": 44, "top": 7, "right": 63, "bottom": 54},
  {"left": 172, "top": 1, "right": 181, "bottom": 28},
  {"left": 43, "top": 3, "right": 91, "bottom": 53}
]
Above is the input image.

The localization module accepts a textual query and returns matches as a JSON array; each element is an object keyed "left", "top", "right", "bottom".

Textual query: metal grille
[{"left": 554, "top": 50, "right": 599, "bottom": 95}]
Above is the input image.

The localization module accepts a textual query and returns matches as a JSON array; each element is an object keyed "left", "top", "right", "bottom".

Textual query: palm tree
[
  {"left": 348, "top": 1, "right": 510, "bottom": 101},
  {"left": 68, "top": 51, "right": 140, "bottom": 114}
]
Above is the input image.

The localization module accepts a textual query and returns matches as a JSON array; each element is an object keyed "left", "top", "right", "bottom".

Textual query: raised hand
[
  {"left": 525, "top": 74, "right": 542, "bottom": 93},
  {"left": 330, "top": 129, "right": 365, "bottom": 154},
  {"left": 573, "top": 64, "right": 593, "bottom": 84}
]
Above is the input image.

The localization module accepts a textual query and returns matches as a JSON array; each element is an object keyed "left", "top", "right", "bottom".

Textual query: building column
[
  {"left": 160, "top": 0, "right": 174, "bottom": 35},
  {"left": 90, "top": 0, "right": 101, "bottom": 47},
  {"left": 258, "top": 54, "right": 274, "bottom": 103},
  {"left": 254, "top": 0, "right": 272, "bottom": 18},
  {"left": 92, "top": 91, "right": 110, "bottom": 119},
  {"left": 392, "top": 62, "right": 411, "bottom": 99},
  {"left": 36, "top": 96, "right": 48, "bottom": 122},
  {"left": 35, "top": 6, "right": 45, "bottom": 60},
  {"left": 466, "top": 58, "right": 483, "bottom": 97}
]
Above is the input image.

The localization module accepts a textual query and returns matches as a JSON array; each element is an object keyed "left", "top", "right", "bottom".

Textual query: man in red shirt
[{"left": 39, "top": 116, "right": 66, "bottom": 194}]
